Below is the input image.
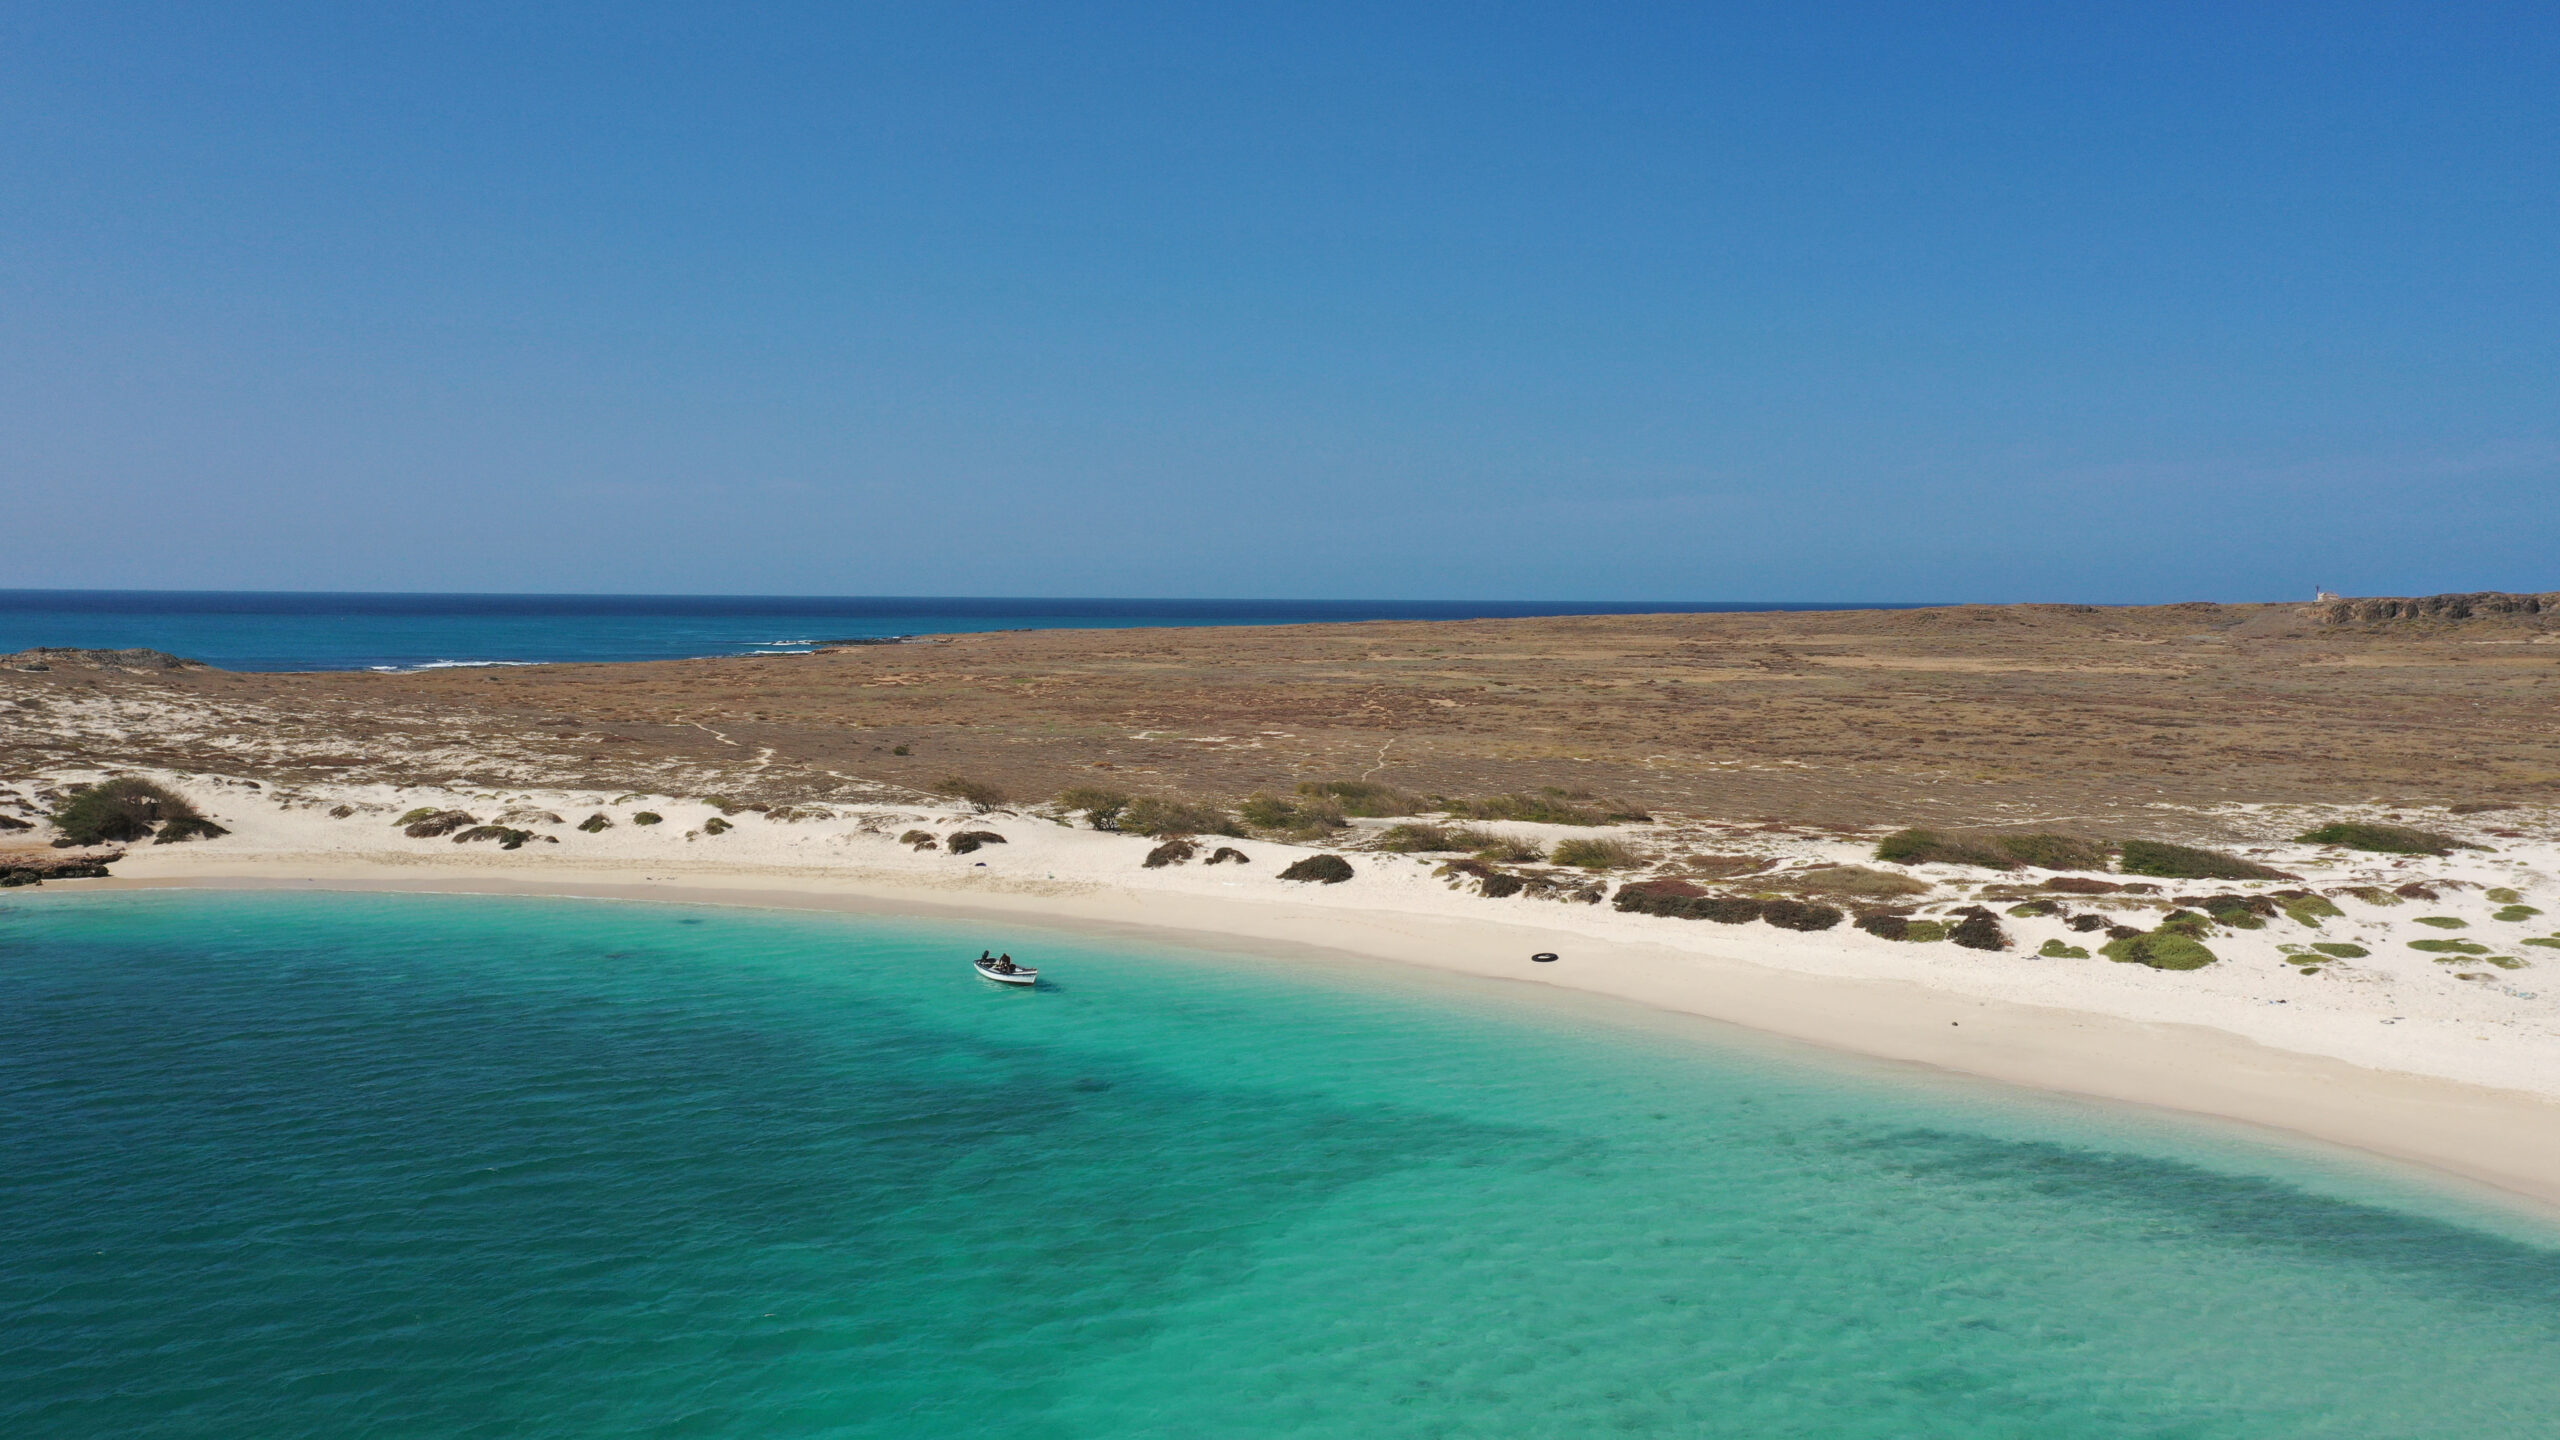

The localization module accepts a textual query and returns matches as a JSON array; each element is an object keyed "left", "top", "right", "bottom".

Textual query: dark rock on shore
[{"left": 0, "top": 850, "right": 123, "bottom": 887}]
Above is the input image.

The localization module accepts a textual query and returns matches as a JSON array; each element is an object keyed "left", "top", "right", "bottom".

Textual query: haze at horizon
[{"left": 3, "top": 3, "right": 2554, "bottom": 603}]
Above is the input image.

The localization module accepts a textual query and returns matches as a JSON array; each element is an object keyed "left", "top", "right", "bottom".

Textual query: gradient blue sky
[{"left": 4, "top": 2, "right": 2554, "bottom": 601}]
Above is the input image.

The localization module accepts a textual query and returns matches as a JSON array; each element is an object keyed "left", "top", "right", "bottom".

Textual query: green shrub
[
  {"left": 1295, "top": 780, "right": 1426, "bottom": 817},
  {"left": 702, "top": 816, "right": 733, "bottom": 835},
  {"left": 934, "top": 776, "right": 1008, "bottom": 811},
  {"left": 453, "top": 825, "right": 536, "bottom": 850},
  {"left": 1277, "top": 854, "right": 1354, "bottom": 884},
  {"left": 1873, "top": 829, "right": 2012, "bottom": 869},
  {"left": 1447, "top": 790, "right": 1645, "bottom": 826},
  {"left": 2039, "top": 939, "right": 2091, "bottom": 959},
  {"left": 2117, "top": 839, "right": 2291, "bottom": 880},
  {"left": 2276, "top": 892, "right": 2344, "bottom": 926},
  {"left": 155, "top": 815, "right": 230, "bottom": 843},
  {"left": 1143, "top": 838, "right": 1196, "bottom": 868},
  {"left": 403, "top": 810, "right": 478, "bottom": 838},
  {"left": 2295, "top": 822, "right": 2465, "bottom": 855},
  {"left": 1117, "top": 796, "right": 1241, "bottom": 838},
  {"left": 1055, "top": 786, "right": 1131, "bottom": 830},
  {"left": 2310, "top": 942, "right": 2368, "bottom": 959},
  {"left": 891, "top": 744, "right": 910, "bottom": 756},
  {"left": 1991, "top": 834, "right": 2113, "bottom": 870},
  {"left": 2486, "top": 887, "right": 2522, "bottom": 903},
  {"left": 1946, "top": 907, "right": 2008, "bottom": 951},
  {"left": 1239, "top": 791, "right": 1348, "bottom": 839},
  {"left": 948, "top": 830, "right": 1005, "bottom": 855},
  {"left": 2523, "top": 938, "right": 2560, "bottom": 950},
  {"left": 52, "top": 778, "right": 209, "bottom": 845},
  {"left": 2493, "top": 904, "right": 2542, "bottom": 922},
  {"left": 2408, "top": 939, "right": 2488, "bottom": 954},
  {"left": 1615, "top": 878, "right": 1706, "bottom": 916},
  {"left": 577, "top": 813, "right": 612, "bottom": 833},
  {"left": 2486, "top": 955, "right": 2529, "bottom": 970},
  {"left": 2413, "top": 916, "right": 2467, "bottom": 929},
  {"left": 632, "top": 812, "right": 663, "bottom": 826},
  {"left": 395, "top": 807, "right": 444, "bottom": 827},
  {"left": 2337, "top": 885, "right": 2403, "bottom": 907},
  {"left": 1550, "top": 837, "right": 1640, "bottom": 870},
  {"left": 2100, "top": 930, "right": 2217, "bottom": 970}
]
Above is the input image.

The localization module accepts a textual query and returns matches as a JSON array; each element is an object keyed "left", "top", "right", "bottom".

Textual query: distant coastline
[{"left": 0, "top": 590, "right": 1944, "bottom": 673}]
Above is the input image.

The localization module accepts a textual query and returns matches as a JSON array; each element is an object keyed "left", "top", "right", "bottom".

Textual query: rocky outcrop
[
  {"left": 2310, "top": 591, "right": 2560, "bottom": 625},
  {"left": 3, "top": 647, "right": 208, "bottom": 672},
  {"left": 0, "top": 850, "right": 122, "bottom": 886}
]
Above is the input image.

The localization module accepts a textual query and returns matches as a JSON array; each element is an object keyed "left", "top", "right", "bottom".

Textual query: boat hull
[{"left": 974, "top": 962, "right": 1038, "bottom": 986}]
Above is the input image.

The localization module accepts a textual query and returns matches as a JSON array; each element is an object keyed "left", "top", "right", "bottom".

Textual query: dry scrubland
[{"left": 7, "top": 595, "right": 2559, "bottom": 840}]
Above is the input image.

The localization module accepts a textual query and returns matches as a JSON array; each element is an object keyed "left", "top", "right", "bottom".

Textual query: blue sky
[{"left": 4, "top": 2, "right": 2553, "bottom": 601}]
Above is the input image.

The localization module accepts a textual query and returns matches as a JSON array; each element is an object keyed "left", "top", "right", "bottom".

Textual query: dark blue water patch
[{"left": 0, "top": 590, "right": 1942, "bottom": 672}]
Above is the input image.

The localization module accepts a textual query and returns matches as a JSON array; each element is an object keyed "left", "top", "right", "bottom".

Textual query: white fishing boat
[{"left": 974, "top": 953, "right": 1038, "bottom": 986}]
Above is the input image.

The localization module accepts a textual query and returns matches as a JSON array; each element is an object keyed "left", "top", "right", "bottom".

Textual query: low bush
[
  {"left": 52, "top": 778, "right": 209, "bottom": 845},
  {"left": 2117, "top": 839, "right": 2291, "bottom": 880},
  {"left": 934, "top": 776, "right": 1008, "bottom": 811},
  {"left": 453, "top": 825, "right": 536, "bottom": 850},
  {"left": 948, "top": 830, "right": 1005, "bottom": 855},
  {"left": 1447, "top": 789, "right": 1646, "bottom": 826},
  {"left": 1946, "top": 906, "right": 2009, "bottom": 951},
  {"left": 1761, "top": 899, "right": 1844, "bottom": 932},
  {"left": 2311, "top": 942, "right": 2369, "bottom": 958},
  {"left": 1277, "top": 853, "right": 1354, "bottom": 884},
  {"left": 900, "top": 830, "right": 938, "bottom": 850},
  {"left": 2414, "top": 915, "right": 2467, "bottom": 929},
  {"left": 1239, "top": 791, "right": 1348, "bottom": 840},
  {"left": 1550, "top": 837, "right": 1641, "bottom": 870},
  {"left": 395, "top": 807, "right": 445, "bottom": 827},
  {"left": 2408, "top": 938, "right": 2488, "bottom": 955},
  {"left": 1375, "top": 823, "right": 1482, "bottom": 853},
  {"left": 1206, "top": 846, "right": 1250, "bottom": 866},
  {"left": 2039, "top": 939, "right": 2091, "bottom": 959},
  {"left": 1055, "top": 786, "right": 1131, "bottom": 830},
  {"left": 1437, "top": 858, "right": 1526, "bottom": 898},
  {"left": 1991, "top": 834, "right": 2113, "bottom": 871},
  {"left": 632, "top": 812, "right": 663, "bottom": 826},
  {"left": 2494, "top": 904, "right": 2542, "bottom": 922},
  {"left": 1117, "top": 796, "right": 1241, "bottom": 838},
  {"left": 1874, "top": 829, "right": 2012, "bottom": 869},
  {"left": 1144, "top": 838, "right": 1197, "bottom": 868},
  {"left": 2100, "top": 930, "right": 2217, "bottom": 970},
  {"left": 403, "top": 810, "right": 478, "bottom": 838},
  {"left": 1295, "top": 779, "right": 1426, "bottom": 817},
  {"left": 702, "top": 816, "right": 733, "bottom": 835},
  {"left": 2041, "top": 876, "right": 2125, "bottom": 895},
  {"left": 577, "top": 813, "right": 612, "bottom": 833},
  {"left": 2295, "top": 822, "right": 2465, "bottom": 855},
  {"left": 154, "top": 815, "right": 230, "bottom": 844},
  {"left": 2273, "top": 891, "right": 2344, "bottom": 926},
  {"left": 2337, "top": 885, "right": 2403, "bottom": 906},
  {"left": 1614, "top": 878, "right": 1705, "bottom": 916}
]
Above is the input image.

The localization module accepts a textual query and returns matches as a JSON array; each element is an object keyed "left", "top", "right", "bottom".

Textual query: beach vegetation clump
[
  {"left": 1760, "top": 898, "right": 1844, "bottom": 932},
  {"left": 1769, "top": 865, "right": 1929, "bottom": 900},
  {"left": 2100, "top": 929, "right": 2217, "bottom": 970},
  {"left": 1277, "top": 853, "right": 1354, "bottom": 884},
  {"left": 1550, "top": 837, "right": 1641, "bottom": 870},
  {"left": 2407, "top": 938, "right": 2488, "bottom": 954},
  {"left": 577, "top": 813, "right": 612, "bottom": 833},
  {"left": 2310, "top": 942, "right": 2369, "bottom": 959},
  {"left": 1375, "top": 823, "right": 1498, "bottom": 854},
  {"left": 2117, "top": 839, "right": 2291, "bottom": 881},
  {"left": 1055, "top": 787, "right": 1131, "bottom": 830},
  {"left": 1991, "top": 834, "right": 2114, "bottom": 871},
  {"left": 453, "top": 825, "right": 537, "bottom": 850},
  {"left": 701, "top": 816, "right": 733, "bottom": 835},
  {"left": 900, "top": 830, "right": 938, "bottom": 850},
  {"left": 2295, "top": 822, "right": 2467, "bottom": 855},
  {"left": 1614, "top": 878, "right": 1705, "bottom": 916},
  {"left": 2273, "top": 890, "right": 2343, "bottom": 926},
  {"left": 1946, "top": 906, "right": 2009, "bottom": 951},
  {"left": 1206, "top": 846, "right": 1249, "bottom": 866},
  {"left": 2337, "top": 885, "right": 2403, "bottom": 907},
  {"left": 154, "top": 814, "right": 231, "bottom": 843},
  {"left": 632, "top": 812, "right": 664, "bottom": 826},
  {"left": 396, "top": 807, "right": 446, "bottom": 827},
  {"left": 1143, "top": 838, "right": 1197, "bottom": 868},
  {"left": 933, "top": 776, "right": 1008, "bottom": 812},
  {"left": 1295, "top": 779, "right": 1427, "bottom": 817},
  {"left": 402, "top": 809, "right": 479, "bottom": 838},
  {"left": 947, "top": 830, "right": 1004, "bottom": 855},
  {"left": 1436, "top": 857, "right": 1525, "bottom": 898},
  {"left": 2486, "top": 887, "right": 2523, "bottom": 904},
  {"left": 1239, "top": 791, "right": 1348, "bottom": 840},
  {"left": 1873, "top": 829, "right": 2013, "bottom": 869},
  {"left": 2523, "top": 938, "right": 2560, "bottom": 950},
  {"left": 52, "top": 778, "right": 212, "bottom": 846},
  {"left": 2413, "top": 916, "right": 2468, "bottom": 929},
  {"left": 2039, "top": 939, "right": 2091, "bottom": 959},
  {"left": 1117, "top": 795, "right": 1242, "bottom": 838},
  {"left": 1447, "top": 789, "right": 1645, "bottom": 826},
  {"left": 2493, "top": 904, "right": 2542, "bottom": 922}
]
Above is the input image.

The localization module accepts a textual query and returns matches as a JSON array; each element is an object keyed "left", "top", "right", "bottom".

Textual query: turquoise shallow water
[{"left": 5, "top": 893, "right": 2558, "bottom": 1437}]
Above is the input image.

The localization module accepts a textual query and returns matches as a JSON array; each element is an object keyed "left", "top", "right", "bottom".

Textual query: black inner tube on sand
[{"left": 1530, "top": 952, "right": 1559, "bottom": 963}]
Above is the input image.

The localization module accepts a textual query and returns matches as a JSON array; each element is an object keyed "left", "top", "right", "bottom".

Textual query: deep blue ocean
[
  {"left": 6, "top": 890, "right": 2558, "bottom": 1439},
  {"left": 0, "top": 591, "right": 1922, "bottom": 673}
]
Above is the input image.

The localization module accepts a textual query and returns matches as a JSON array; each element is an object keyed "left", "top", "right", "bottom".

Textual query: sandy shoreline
[{"left": 53, "top": 843, "right": 2560, "bottom": 1218}]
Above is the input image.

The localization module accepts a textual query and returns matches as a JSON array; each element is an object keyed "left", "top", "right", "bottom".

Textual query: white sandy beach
[{"left": 13, "top": 768, "right": 2560, "bottom": 1212}]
